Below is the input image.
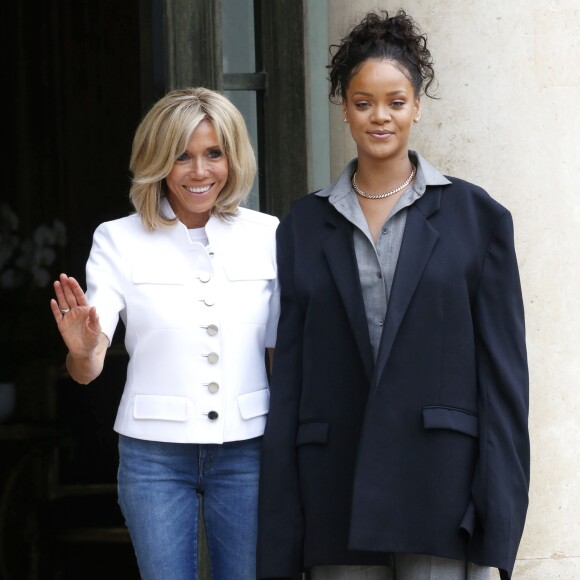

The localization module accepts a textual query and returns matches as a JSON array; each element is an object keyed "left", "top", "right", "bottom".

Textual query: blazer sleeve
[
  {"left": 471, "top": 210, "right": 530, "bottom": 579},
  {"left": 257, "top": 213, "right": 305, "bottom": 580},
  {"left": 85, "top": 222, "right": 127, "bottom": 343}
]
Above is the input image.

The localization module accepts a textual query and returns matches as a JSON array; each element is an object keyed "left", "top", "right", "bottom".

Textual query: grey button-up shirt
[{"left": 315, "top": 151, "right": 451, "bottom": 362}]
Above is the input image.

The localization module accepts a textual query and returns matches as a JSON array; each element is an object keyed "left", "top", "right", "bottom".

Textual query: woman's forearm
[{"left": 65, "top": 333, "right": 108, "bottom": 385}]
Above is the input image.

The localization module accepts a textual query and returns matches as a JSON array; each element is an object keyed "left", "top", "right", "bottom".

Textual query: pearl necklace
[{"left": 352, "top": 165, "right": 416, "bottom": 199}]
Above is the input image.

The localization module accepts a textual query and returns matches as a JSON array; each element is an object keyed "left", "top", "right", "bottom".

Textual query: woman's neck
[{"left": 354, "top": 154, "right": 414, "bottom": 195}]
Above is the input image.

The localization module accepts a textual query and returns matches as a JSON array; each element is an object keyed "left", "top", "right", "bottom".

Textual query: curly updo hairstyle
[{"left": 328, "top": 9, "right": 437, "bottom": 103}]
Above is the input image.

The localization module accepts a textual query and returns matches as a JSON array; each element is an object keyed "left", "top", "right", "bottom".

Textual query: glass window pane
[
  {"left": 305, "top": 0, "right": 331, "bottom": 191},
  {"left": 222, "top": 0, "right": 255, "bottom": 73},
  {"left": 224, "top": 90, "right": 259, "bottom": 210}
]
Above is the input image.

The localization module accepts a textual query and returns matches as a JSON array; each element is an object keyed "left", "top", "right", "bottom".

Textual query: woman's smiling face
[
  {"left": 165, "top": 119, "right": 229, "bottom": 228},
  {"left": 342, "top": 59, "right": 420, "bottom": 164}
]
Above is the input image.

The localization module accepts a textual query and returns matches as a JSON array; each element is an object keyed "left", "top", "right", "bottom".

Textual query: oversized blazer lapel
[
  {"left": 373, "top": 186, "right": 443, "bottom": 386},
  {"left": 322, "top": 209, "right": 374, "bottom": 383}
]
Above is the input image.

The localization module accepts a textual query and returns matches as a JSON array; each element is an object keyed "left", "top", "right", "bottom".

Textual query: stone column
[{"left": 327, "top": 1, "right": 580, "bottom": 578}]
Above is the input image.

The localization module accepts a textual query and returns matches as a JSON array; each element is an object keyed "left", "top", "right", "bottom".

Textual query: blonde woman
[{"left": 51, "top": 87, "right": 279, "bottom": 579}]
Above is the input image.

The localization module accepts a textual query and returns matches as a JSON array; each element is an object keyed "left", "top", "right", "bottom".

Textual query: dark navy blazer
[{"left": 257, "top": 176, "right": 530, "bottom": 580}]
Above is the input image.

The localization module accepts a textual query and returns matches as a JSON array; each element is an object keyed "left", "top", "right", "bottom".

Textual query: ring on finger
[{"left": 59, "top": 306, "right": 71, "bottom": 314}]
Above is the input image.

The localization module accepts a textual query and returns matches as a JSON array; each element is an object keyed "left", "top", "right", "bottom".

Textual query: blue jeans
[{"left": 117, "top": 434, "right": 261, "bottom": 580}]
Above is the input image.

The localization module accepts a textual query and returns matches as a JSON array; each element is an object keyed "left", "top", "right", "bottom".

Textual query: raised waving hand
[{"left": 50, "top": 273, "right": 108, "bottom": 384}]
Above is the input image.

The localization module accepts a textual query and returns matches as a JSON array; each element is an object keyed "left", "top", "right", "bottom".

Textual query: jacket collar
[
  {"left": 321, "top": 215, "right": 375, "bottom": 382},
  {"left": 314, "top": 153, "right": 449, "bottom": 385},
  {"left": 159, "top": 196, "right": 228, "bottom": 246}
]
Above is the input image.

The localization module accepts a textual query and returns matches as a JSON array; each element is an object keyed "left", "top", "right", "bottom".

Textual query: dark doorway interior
[
  {"left": 8, "top": 0, "right": 143, "bottom": 279},
  {"left": 2, "top": 1, "right": 145, "bottom": 578}
]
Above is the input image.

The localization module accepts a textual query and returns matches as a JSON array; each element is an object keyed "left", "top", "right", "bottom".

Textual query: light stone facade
[{"left": 326, "top": 1, "right": 580, "bottom": 578}]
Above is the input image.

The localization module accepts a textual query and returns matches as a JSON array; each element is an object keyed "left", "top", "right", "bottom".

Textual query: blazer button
[
  {"left": 206, "top": 324, "right": 218, "bottom": 336},
  {"left": 208, "top": 411, "right": 219, "bottom": 421},
  {"left": 207, "top": 352, "right": 219, "bottom": 364},
  {"left": 207, "top": 382, "right": 219, "bottom": 394}
]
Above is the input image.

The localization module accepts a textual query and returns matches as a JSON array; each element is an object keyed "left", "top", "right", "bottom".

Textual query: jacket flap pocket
[
  {"left": 423, "top": 406, "right": 478, "bottom": 438},
  {"left": 133, "top": 394, "right": 190, "bottom": 421},
  {"left": 238, "top": 388, "right": 270, "bottom": 419},
  {"left": 131, "top": 262, "right": 185, "bottom": 285},
  {"left": 296, "top": 422, "right": 329, "bottom": 446},
  {"left": 222, "top": 258, "right": 276, "bottom": 282}
]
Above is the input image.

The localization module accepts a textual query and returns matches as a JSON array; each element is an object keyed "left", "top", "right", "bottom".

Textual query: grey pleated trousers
[{"left": 310, "top": 554, "right": 491, "bottom": 580}]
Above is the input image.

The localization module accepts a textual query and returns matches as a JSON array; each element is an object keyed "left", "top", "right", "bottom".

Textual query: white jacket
[{"left": 85, "top": 200, "right": 280, "bottom": 444}]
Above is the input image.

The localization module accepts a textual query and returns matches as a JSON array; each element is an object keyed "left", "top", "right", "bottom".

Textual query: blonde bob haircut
[{"left": 129, "top": 87, "right": 256, "bottom": 231}]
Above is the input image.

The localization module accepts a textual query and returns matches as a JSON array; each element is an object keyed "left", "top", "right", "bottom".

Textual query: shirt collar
[{"left": 315, "top": 150, "right": 451, "bottom": 202}]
